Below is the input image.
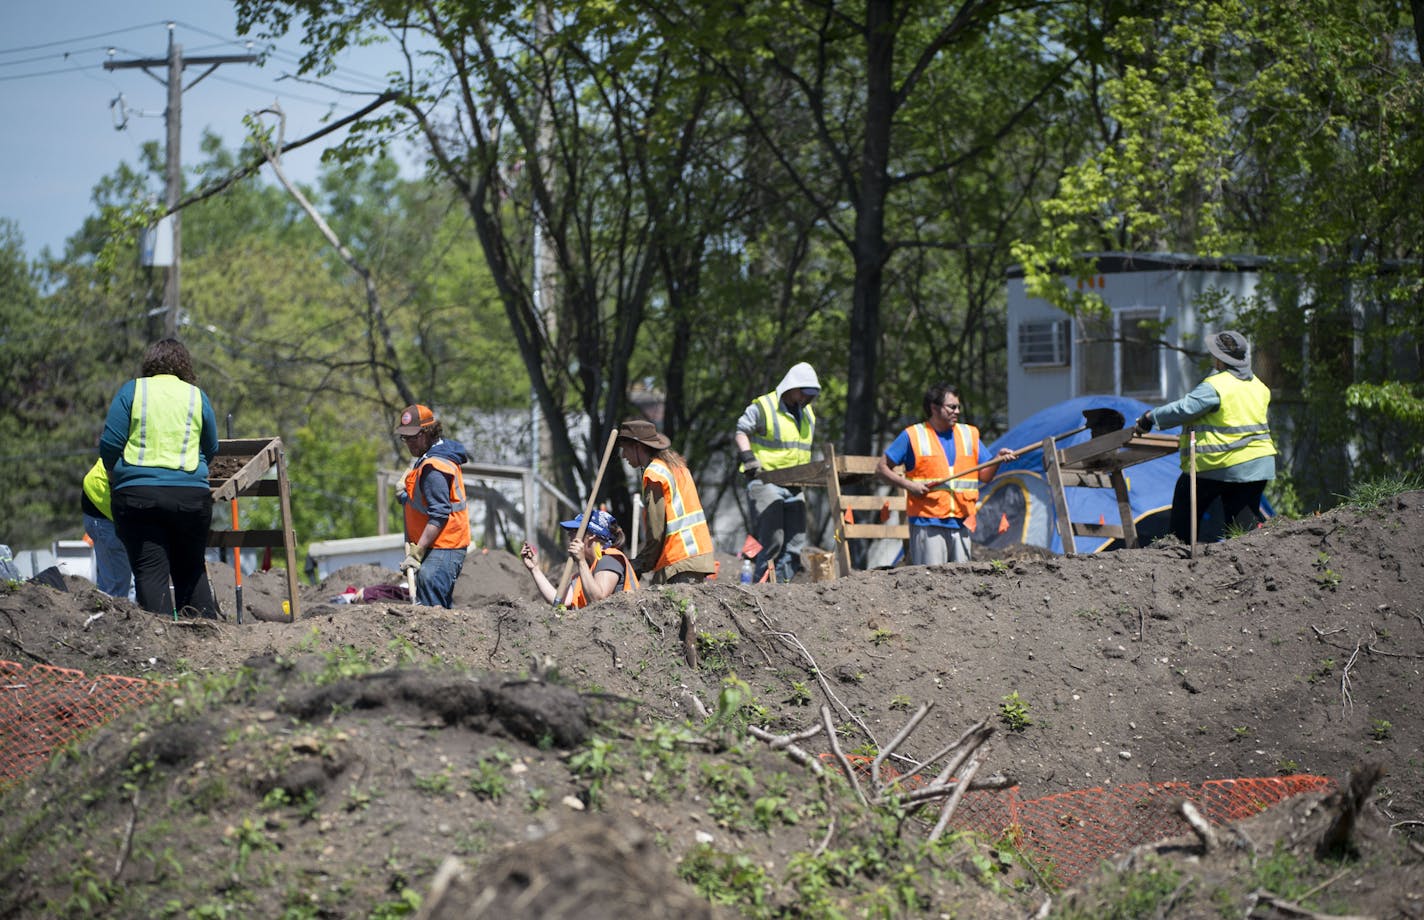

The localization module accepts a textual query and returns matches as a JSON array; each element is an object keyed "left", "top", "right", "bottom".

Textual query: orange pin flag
[
  {"left": 843, "top": 506, "right": 854, "bottom": 525},
  {"left": 878, "top": 500, "right": 891, "bottom": 523},
  {"left": 998, "top": 513, "right": 1010, "bottom": 534},
  {"left": 1099, "top": 514, "right": 1106, "bottom": 526}
]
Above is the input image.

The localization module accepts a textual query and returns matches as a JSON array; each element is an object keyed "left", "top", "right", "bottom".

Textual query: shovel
[
  {"left": 924, "top": 408, "right": 1126, "bottom": 490},
  {"left": 553, "top": 427, "right": 621, "bottom": 608}
]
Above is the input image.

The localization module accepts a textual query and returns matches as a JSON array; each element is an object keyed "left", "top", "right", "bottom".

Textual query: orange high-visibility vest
[
  {"left": 904, "top": 422, "right": 982, "bottom": 530},
  {"left": 643, "top": 457, "right": 714, "bottom": 570},
  {"left": 566, "top": 546, "right": 638, "bottom": 608},
  {"left": 403, "top": 455, "right": 470, "bottom": 549}
]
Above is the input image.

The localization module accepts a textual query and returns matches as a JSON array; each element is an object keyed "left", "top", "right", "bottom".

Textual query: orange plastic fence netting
[
  {"left": 831, "top": 754, "right": 1334, "bottom": 888},
  {"left": 1, "top": 661, "right": 1336, "bottom": 891},
  {"left": 0, "top": 660, "right": 167, "bottom": 791}
]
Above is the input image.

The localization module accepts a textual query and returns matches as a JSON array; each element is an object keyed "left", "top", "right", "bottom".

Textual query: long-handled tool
[
  {"left": 553, "top": 427, "right": 620, "bottom": 608},
  {"left": 226, "top": 414, "right": 244, "bottom": 624},
  {"left": 1188, "top": 428, "right": 1198, "bottom": 558},
  {"left": 924, "top": 408, "right": 1126, "bottom": 491}
]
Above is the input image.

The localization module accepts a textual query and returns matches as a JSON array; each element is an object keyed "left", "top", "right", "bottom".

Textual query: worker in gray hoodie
[{"left": 734, "top": 362, "right": 820, "bottom": 583}]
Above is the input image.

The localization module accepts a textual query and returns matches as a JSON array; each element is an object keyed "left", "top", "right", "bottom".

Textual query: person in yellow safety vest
[
  {"left": 81, "top": 458, "right": 133, "bottom": 599},
  {"left": 99, "top": 339, "right": 220, "bottom": 618},
  {"left": 519, "top": 510, "right": 638, "bottom": 607},
  {"left": 616, "top": 419, "right": 716, "bottom": 585},
  {"left": 876, "top": 383, "right": 1016, "bottom": 565},
  {"left": 1136, "top": 330, "right": 1277, "bottom": 543},
  {"left": 734, "top": 362, "right": 820, "bottom": 583},
  {"left": 395, "top": 404, "right": 471, "bottom": 608}
]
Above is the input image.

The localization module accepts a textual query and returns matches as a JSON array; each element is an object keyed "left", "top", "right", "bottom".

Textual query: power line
[
  {"left": 0, "top": 45, "right": 115, "bottom": 69},
  {"left": 0, "top": 23, "right": 167, "bottom": 56},
  {"left": 0, "top": 63, "right": 102, "bottom": 83}
]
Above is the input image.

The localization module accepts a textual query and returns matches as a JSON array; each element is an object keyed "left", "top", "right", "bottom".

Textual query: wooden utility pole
[{"left": 104, "top": 23, "right": 258, "bottom": 337}]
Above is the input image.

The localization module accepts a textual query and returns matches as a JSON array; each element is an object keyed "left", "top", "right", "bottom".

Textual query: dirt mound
[{"left": 2, "top": 492, "right": 1422, "bottom": 917}]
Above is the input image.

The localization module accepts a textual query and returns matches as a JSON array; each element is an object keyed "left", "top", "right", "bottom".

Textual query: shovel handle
[
  {"left": 554, "top": 427, "right": 621, "bottom": 607},
  {"left": 924, "top": 446, "right": 1024, "bottom": 491}
]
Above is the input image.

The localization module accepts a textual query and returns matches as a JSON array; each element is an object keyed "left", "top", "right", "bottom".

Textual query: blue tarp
[{"left": 973, "top": 395, "right": 1179, "bottom": 554}]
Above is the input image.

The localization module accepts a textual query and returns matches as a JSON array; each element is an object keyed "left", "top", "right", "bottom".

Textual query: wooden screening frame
[
  {"left": 1042, "top": 428, "right": 1179, "bottom": 555},
  {"left": 208, "top": 438, "right": 300, "bottom": 621},
  {"left": 758, "top": 446, "right": 907, "bottom": 578}
]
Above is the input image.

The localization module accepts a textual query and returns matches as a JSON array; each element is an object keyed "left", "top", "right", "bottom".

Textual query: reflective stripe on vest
[
  {"left": 747, "top": 391, "right": 815, "bottom": 471},
  {"left": 403, "top": 455, "right": 471, "bottom": 549},
  {"left": 123, "top": 375, "right": 202, "bottom": 471},
  {"left": 905, "top": 422, "right": 981, "bottom": 527},
  {"left": 567, "top": 546, "right": 639, "bottom": 608},
  {"left": 645, "top": 458, "right": 714, "bottom": 569},
  {"left": 83, "top": 459, "right": 114, "bottom": 519},
  {"left": 1182, "top": 371, "right": 1276, "bottom": 472}
]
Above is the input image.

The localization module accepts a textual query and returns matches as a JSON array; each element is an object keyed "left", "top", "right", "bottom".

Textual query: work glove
[
  {"left": 400, "top": 543, "right": 427, "bottom": 574},
  {"left": 397, "top": 488, "right": 409, "bottom": 506},
  {"left": 1135, "top": 412, "right": 1154, "bottom": 433},
  {"left": 738, "top": 449, "right": 762, "bottom": 482}
]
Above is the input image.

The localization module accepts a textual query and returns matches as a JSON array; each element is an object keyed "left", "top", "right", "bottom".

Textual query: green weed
[{"left": 999, "top": 691, "right": 1032, "bottom": 732}]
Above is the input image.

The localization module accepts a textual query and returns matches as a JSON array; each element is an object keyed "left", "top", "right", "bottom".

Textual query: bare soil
[{"left": 2, "top": 492, "right": 1423, "bottom": 918}]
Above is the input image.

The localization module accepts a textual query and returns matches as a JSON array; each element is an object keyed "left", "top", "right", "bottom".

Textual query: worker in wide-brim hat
[
  {"left": 1135, "top": 330, "right": 1277, "bottom": 542},
  {"left": 617, "top": 419, "right": 716, "bottom": 585}
]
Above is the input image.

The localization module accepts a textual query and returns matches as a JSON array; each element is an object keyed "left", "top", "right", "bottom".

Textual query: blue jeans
[
  {"left": 84, "top": 513, "right": 134, "bottom": 599},
  {"left": 747, "top": 479, "right": 807, "bottom": 584},
  {"left": 416, "top": 547, "right": 467, "bottom": 608}
]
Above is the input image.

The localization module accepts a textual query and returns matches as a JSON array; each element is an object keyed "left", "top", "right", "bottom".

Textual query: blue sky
[{"left": 0, "top": 1, "right": 411, "bottom": 261}]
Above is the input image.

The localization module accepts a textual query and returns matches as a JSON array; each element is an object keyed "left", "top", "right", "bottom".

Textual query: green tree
[{"left": 1012, "top": 0, "right": 1424, "bottom": 508}]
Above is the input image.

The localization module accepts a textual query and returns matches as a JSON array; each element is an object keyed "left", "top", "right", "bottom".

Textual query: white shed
[{"left": 1006, "top": 252, "right": 1269, "bottom": 427}]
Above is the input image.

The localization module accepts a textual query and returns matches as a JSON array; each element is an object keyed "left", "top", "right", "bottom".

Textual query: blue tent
[{"left": 972, "top": 395, "right": 1178, "bottom": 554}]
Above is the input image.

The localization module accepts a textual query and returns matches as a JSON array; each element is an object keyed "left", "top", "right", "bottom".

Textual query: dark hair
[
  {"left": 605, "top": 518, "right": 627, "bottom": 550},
  {"left": 141, "top": 338, "right": 198, "bottom": 385},
  {"left": 922, "top": 383, "right": 960, "bottom": 418}
]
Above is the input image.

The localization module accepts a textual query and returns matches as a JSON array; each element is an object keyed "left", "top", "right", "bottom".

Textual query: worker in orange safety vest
[
  {"left": 395, "top": 404, "right": 470, "bottom": 608},
  {"left": 617, "top": 419, "right": 716, "bottom": 585},
  {"left": 876, "top": 383, "right": 1015, "bottom": 565}
]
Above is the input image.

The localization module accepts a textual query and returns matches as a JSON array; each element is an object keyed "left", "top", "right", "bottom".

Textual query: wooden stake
[{"left": 1188, "top": 429, "right": 1198, "bottom": 558}]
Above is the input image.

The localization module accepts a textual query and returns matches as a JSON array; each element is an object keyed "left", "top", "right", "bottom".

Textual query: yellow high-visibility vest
[
  {"left": 123, "top": 375, "right": 203, "bottom": 472},
  {"left": 747, "top": 391, "right": 815, "bottom": 471},
  {"left": 1184, "top": 371, "right": 1276, "bottom": 472}
]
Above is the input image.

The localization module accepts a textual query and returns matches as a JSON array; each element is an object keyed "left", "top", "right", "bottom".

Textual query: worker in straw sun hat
[
  {"left": 617, "top": 419, "right": 716, "bottom": 585},
  {"left": 1135, "top": 330, "right": 1277, "bottom": 543}
]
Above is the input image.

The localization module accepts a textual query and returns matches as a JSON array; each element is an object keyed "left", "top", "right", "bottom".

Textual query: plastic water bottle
[{"left": 739, "top": 557, "right": 755, "bottom": 584}]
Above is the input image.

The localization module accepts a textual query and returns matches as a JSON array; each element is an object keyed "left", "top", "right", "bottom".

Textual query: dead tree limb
[
  {"left": 820, "top": 704, "right": 868, "bottom": 806},
  {"left": 871, "top": 701, "right": 931, "bottom": 789},
  {"left": 251, "top": 105, "right": 416, "bottom": 407}
]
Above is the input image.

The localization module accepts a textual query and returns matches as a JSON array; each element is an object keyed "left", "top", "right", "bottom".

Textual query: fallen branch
[
  {"left": 1339, "top": 641, "right": 1361, "bottom": 712},
  {"left": 748, "top": 726, "right": 824, "bottom": 777},
  {"left": 112, "top": 786, "right": 140, "bottom": 881},
  {"left": 1180, "top": 800, "right": 1218, "bottom": 854},
  {"left": 820, "top": 704, "right": 867, "bottom": 806},
  {"left": 1245, "top": 890, "right": 1372, "bottom": 920},
  {"left": 927, "top": 753, "right": 983, "bottom": 842},
  {"left": 714, "top": 597, "right": 774, "bottom": 666},
  {"left": 871, "top": 701, "right": 931, "bottom": 789},
  {"left": 638, "top": 604, "right": 664, "bottom": 637}
]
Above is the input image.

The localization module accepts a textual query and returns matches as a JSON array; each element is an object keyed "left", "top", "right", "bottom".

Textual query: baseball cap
[
  {"left": 560, "top": 509, "right": 616, "bottom": 543},
  {"left": 394, "top": 405, "right": 437, "bottom": 436}
]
